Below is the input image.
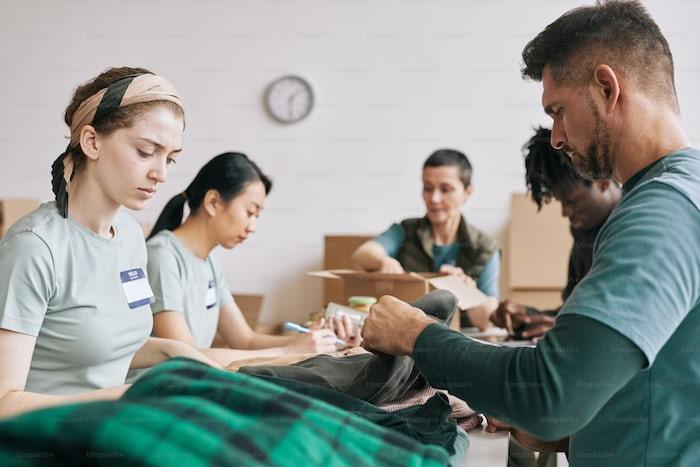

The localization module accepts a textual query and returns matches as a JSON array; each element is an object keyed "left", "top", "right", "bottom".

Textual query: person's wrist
[
  {"left": 403, "top": 316, "right": 434, "bottom": 356},
  {"left": 159, "top": 341, "right": 188, "bottom": 364},
  {"left": 285, "top": 335, "right": 303, "bottom": 350},
  {"left": 161, "top": 339, "right": 180, "bottom": 358},
  {"left": 164, "top": 339, "right": 197, "bottom": 359}
]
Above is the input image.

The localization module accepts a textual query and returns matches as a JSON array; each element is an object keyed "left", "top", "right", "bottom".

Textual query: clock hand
[{"left": 287, "top": 92, "right": 301, "bottom": 120}]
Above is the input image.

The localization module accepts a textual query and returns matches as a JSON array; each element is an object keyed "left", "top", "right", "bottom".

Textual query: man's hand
[
  {"left": 486, "top": 416, "right": 511, "bottom": 433},
  {"left": 487, "top": 417, "right": 569, "bottom": 452},
  {"left": 361, "top": 295, "right": 434, "bottom": 356},
  {"left": 490, "top": 300, "right": 555, "bottom": 338}
]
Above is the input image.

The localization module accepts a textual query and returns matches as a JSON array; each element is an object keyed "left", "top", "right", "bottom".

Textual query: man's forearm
[{"left": 412, "top": 315, "right": 644, "bottom": 440}]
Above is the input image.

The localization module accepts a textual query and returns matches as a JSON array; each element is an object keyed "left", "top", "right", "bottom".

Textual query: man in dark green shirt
[{"left": 362, "top": 2, "right": 700, "bottom": 466}]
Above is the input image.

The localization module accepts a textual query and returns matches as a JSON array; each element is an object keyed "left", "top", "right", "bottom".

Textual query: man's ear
[
  {"left": 592, "top": 64, "right": 621, "bottom": 115},
  {"left": 79, "top": 125, "right": 100, "bottom": 161},
  {"left": 202, "top": 189, "right": 220, "bottom": 217}
]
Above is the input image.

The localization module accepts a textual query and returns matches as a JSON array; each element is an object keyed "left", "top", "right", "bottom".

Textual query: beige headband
[
  {"left": 69, "top": 73, "right": 183, "bottom": 147},
  {"left": 62, "top": 73, "right": 184, "bottom": 193}
]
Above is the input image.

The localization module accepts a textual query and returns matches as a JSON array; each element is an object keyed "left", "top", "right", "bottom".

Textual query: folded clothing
[
  {"left": 380, "top": 385, "right": 483, "bottom": 432},
  {"left": 254, "top": 374, "right": 459, "bottom": 455},
  {"left": 239, "top": 290, "right": 459, "bottom": 405},
  {"left": 226, "top": 347, "right": 369, "bottom": 371},
  {"left": 0, "top": 358, "right": 449, "bottom": 467}
]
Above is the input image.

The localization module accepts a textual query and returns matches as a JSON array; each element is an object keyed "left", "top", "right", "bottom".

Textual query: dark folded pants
[
  {"left": 255, "top": 374, "right": 458, "bottom": 454},
  {"left": 239, "top": 290, "right": 458, "bottom": 405}
]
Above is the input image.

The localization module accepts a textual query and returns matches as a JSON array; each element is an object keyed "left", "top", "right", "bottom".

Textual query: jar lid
[{"left": 348, "top": 296, "right": 377, "bottom": 306}]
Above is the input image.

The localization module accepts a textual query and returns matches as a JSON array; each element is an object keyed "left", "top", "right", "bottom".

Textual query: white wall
[{"left": 1, "top": 0, "right": 698, "bottom": 324}]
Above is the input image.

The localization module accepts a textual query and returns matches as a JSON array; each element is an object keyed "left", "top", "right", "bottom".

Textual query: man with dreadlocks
[
  {"left": 492, "top": 127, "right": 623, "bottom": 466},
  {"left": 490, "top": 127, "right": 622, "bottom": 340}
]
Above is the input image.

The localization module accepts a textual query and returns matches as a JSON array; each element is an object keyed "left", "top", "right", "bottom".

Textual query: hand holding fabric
[{"left": 361, "top": 296, "right": 434, "bottom": 356}]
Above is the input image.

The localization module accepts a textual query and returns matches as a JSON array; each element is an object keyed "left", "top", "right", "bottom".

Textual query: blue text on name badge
[{"left": 120, "top": 268, "right": 155, "bottom": 309}]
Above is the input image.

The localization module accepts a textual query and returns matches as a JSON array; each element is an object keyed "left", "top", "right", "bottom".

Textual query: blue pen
[{"left": 283, "top": 321, "right": 347, "bottom": 346}]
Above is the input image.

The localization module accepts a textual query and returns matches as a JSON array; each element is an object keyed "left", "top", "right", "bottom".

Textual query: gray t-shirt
[
  {"left": 0, "top": 202, "right": 154, "bottom": 395},
  {"left": 147, "top": 230, "right": 234, "bottom": 347}
]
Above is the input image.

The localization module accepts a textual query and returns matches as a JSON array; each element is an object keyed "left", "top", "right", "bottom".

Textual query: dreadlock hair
[{"left": 524, "top": 127, "right": 591, "bottom": 210}]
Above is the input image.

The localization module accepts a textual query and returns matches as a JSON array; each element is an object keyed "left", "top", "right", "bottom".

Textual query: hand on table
[
  {"left": 486, "top": 416, "right": 511, "bottom": 433},
  {"left": 490, "top": 300, "right": 555, "bottom": 339},
  {"left": 486, "top": 416, "right": 568, "bottom": 452}
]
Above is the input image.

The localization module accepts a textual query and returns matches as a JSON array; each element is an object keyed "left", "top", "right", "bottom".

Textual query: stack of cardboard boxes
[{"left": 505, "top": 193, "right": 572, "bottom": 309}]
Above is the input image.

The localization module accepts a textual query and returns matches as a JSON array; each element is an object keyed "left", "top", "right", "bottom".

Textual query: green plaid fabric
[{"left": 0, "top": 358, "right": 448, "bottom": 466}]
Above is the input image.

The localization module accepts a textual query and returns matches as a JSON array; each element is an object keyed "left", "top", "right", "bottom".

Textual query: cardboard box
[
  {"left": 505, "top": 193, "right": 571, "bottom": 311},
  {"left": 507, "top": 193, "right": 572, "bottom": 289},
  {"left": 323, "top": 235, "right": 374, "bottom": 305},
  {"left": 233, "top": 293, "right": 264, "bottom": 329},
  {"left": 212, "top": 293, "right": 267, "bottom": 346},
  {"left": 0, "top": 198, "right": 40, "bottom": 239},
  {"left": 309, "top": 270, "right": 488, "bottom": 330}
]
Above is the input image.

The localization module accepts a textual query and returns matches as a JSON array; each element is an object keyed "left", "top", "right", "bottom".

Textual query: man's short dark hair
[
  {"left": 524, "top": 127, "right": 591, "bottom": 210},
  {"left": 521, "top": 0, "right": 678, "bottom": 110},
  {"left": 423, "top": 149, "right": 473, "bottom": 187}
]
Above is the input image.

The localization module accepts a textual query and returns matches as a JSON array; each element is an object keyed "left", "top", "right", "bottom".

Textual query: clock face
[{"left": 264, "top": 75, "right": 314, "bottom": 124}]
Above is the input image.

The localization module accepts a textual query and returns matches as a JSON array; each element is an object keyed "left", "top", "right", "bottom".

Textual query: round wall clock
[{"left": 264, "top": 75, "right": 314, "bottom": 124}]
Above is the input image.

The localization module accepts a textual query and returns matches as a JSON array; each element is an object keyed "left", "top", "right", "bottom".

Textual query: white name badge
[
  {"left": 206, "top": 280, "right": 217, "bottom": 309},
  {"left": 120, "top": 268, "right": 155, "bottom": 309}
]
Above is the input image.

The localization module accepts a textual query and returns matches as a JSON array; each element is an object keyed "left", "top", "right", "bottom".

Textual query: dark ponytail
[
  {"left": 148, "top": 152, "right": 272, "bottom": 240},
  {"left": 147, "top": 192, "right": 188, "bottom": 239},
  {"left": 51, "top": 149, "right": 72, "bottom": 217}
]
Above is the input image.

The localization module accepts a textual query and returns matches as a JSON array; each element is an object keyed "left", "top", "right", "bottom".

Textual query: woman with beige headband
[{"left": 0, "top": 67, "right": 218, "bottom": 418}]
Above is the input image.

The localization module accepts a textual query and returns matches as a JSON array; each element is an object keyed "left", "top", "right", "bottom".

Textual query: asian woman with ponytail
[{"left": 147, "top": 153, "right": 356, "bottom": 366}]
